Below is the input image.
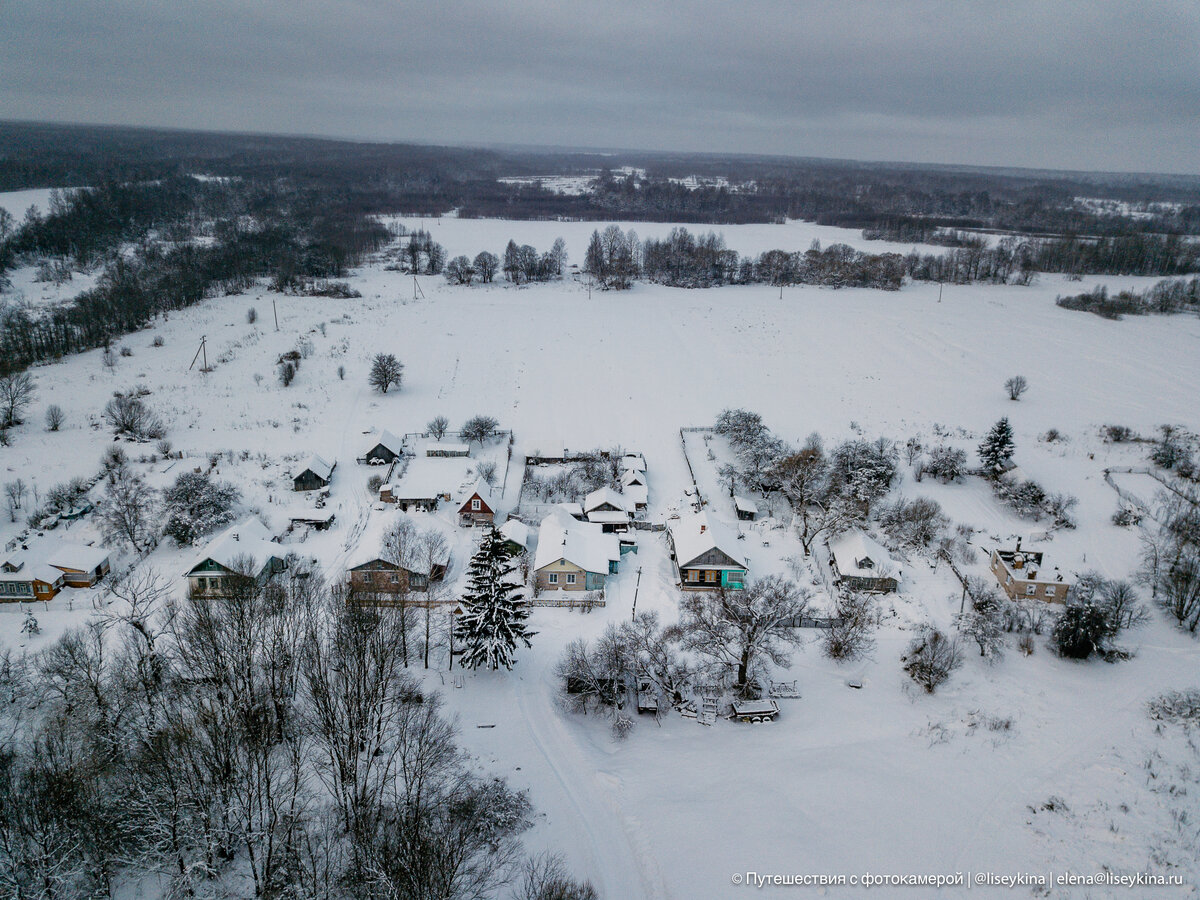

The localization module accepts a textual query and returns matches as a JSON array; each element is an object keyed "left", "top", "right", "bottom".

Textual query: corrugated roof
[{"left": 669, "top": 510, "right": 747, "bottom": 570}]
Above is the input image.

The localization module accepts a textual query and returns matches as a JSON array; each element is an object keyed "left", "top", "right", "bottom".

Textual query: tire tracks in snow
[{"left": 514, "top": 676, "right": 672, "bottom": 900}]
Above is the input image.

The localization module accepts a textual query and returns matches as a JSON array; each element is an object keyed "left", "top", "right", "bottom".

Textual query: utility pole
[
  {"left": 413, "top": 275, "right": 425, "bottom": 301},
  {"left": 272, "top": 298, "right": 279, "bottom": 331},
  {"left": 631, "top": 566, "right": 643, "bottom": 621},
  {"left": 189, "top": 335, "right": 209, "bottom": 373}
]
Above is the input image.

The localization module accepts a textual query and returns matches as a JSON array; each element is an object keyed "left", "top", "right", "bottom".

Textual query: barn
[{"left": 293, "top": 454, "right": 335, "bottom": 491}]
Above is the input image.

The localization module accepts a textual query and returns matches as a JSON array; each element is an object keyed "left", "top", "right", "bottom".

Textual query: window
[
  {"left": 471, "top": 498, "right": 481, "bottom": 511},
  {"left": 726, "top": 572, "right": 744, "bottom": 586},
  {"left": 687, "top": 570, "right": 700, "bottom": 582},
  {"left": 1025, "top": 585, "right": 1036, "bottom": 596},
  {"left": 1045, "top": 585, "right": 1057, "bottom": 597},
  {"left": 36, "top": 583, "right": 47, "bottom": 593},
  {"left": 548, "top": 573, "right": 558, "bottom": 584},
  {"left": 390, "top": 574, "right": 400, "bottom": 583},
  {"left": 566, "top": 573, "right": 576, "bottom": 585},
  {"left": 705, "top": 570, "right": 718, "bottom": 583},
  {"left": 1006, "top": 575, "right": 1013, "bottom": 585}
]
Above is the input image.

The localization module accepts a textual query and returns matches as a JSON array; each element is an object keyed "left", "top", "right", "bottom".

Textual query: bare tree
[
  {"left": 1005, "top": 375, "right": 1029, "bottom": 400},
  {"left": 0, "top": 372, "right": 35, "bottom": 427},
  {"left": 515, "top": 852, "right": 598, "bottom": 900},
  {"left": 368, "top": 353, "right": 404, "bottom": 394},
  {"left": 823, "top": 592, "right": 877, "bottom": 661},
  {"left": 97, "top": 468, "right": 159, "bottom": 553},
  {"left": 676, "top": 576, "right": 810, "bottom": 692},
  {"left": 45, "top": 404, "right": 64, "bottom": 431},
  {"left": 427, "top": 415, "right": 449, "bottom": 440},
  {"left": 461, "top": 415, "right": 499, "bottom": 447},
  {"left": 902, "top": 626, "right": 963, "bottom": 693},
  {"left": 4, "top": 480, "right": 26, "bottom": 522},
  {"left": 476, "top": 460, "right": 498, "bottom": 486}
]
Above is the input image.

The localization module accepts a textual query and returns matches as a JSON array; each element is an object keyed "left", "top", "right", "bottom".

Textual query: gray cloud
[{"left": 2, "top": 0, "right": 1198, "bottom": 173}]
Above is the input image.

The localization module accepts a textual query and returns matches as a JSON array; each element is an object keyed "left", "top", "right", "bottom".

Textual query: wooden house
[
  {"left": 667, "top": 511, "right": 747, "bottom": 590},
  {"left": 583, "top": 487, "right": 631, "bottom": 532},
  {"left": 348, "top": 544, "right": 451, "bottom": 598},
  {"left": 0, "top": 560, "right": 65, "bottom": 602},
  {"left": 620, "top": 469, "right": 648, "bottom": 510},
  {"left": 828, "top": 530, "right": 900, "bottom": 593},
  {"left": 293, "top": 454, "right": 335, "bottom": 491},
  {"left": 457, "top": 480, "right": 496, "bottom": 527},
  {"left": 184, "top": 518, "right": 287, "bottom": 596}
]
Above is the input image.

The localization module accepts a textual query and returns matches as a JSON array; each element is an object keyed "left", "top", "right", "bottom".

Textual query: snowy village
[{"left": 1, "top": 7, "right": 1200, "bottom": 896}]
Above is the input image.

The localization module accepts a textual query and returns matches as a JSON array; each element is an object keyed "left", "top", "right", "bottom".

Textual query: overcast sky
[{"left": 2, "top": 0, "right": 1198, "bottom": 174}]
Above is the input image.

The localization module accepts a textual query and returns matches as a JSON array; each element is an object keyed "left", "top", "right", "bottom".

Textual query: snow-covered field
[{"left": 2, "top": 216, "right": 1199, "bottom": 898}]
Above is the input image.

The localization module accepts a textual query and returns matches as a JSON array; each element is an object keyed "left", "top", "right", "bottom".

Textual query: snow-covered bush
[{"left": 162, "top": 471, "right": 240, "bottom": 546}]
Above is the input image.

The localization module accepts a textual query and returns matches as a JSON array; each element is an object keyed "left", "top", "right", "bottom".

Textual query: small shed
[
  {"left": 499, "top": 518, "right": 532, "bottom": 555},
  {"left": 293, "top": 454, "right": 335, "bottom": 491},
  {"left": 734, "top": 495, "right": 758, "bottom": 521}
]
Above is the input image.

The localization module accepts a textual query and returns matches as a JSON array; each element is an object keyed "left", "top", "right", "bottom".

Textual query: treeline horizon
[{"left": 3, "top": 120, "right": 1200, "bottom": 234}]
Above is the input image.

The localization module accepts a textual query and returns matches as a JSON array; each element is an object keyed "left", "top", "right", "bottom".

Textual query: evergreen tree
[
  {"left": 455, "top": 528, "right": 535, "bottom": 670},
  {"left": 978, "top": 417, "right": 1015, "bottom": 476},
  {"left": 162, "top": 471, "right": 241, "bottom": 545}
]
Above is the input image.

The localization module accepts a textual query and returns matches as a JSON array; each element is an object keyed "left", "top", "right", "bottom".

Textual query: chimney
[
  {"left": 1015, "top": 537, "right": 1022, "bottom": 552},
  {"left": 700, "top": 523, "right": 707, "bottom": 533}
]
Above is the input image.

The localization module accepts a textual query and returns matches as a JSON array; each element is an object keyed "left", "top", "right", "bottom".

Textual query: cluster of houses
[{"left": 0, "top": 541, "right": 112, "bottom": 601}]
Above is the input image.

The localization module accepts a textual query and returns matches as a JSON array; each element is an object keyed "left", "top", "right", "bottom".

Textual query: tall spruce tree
[
  {"left": 455, "top": 528, "right": 535, "bottom": 670},
  {"left": 978, "top": 417, "right": 1015, "bottom": 477}
]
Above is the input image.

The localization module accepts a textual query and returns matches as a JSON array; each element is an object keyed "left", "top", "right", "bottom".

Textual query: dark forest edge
[{"left": 3, "top": 121, "right": 1200, "bottom": 375}]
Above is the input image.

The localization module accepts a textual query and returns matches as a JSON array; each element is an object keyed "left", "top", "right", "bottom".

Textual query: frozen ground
[{"left": 2, "top": 216, "right": 1199, "bottom": 898}]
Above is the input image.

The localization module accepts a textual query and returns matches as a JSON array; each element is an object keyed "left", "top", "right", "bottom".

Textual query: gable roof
[
  {"left": 583, "top": 486, "right": 627, "bottom": 514},
  {"left": 297, "top": 454, "right": 334, "bottom": 481},
  {"left": 366, "top": 430, "right": 404, "bottom": 457},
  {"left": 387, "top": 456, "right": 471, "bottom": 499},
  {"left": 534, "top": 509, "right": 619, "bottom": 575},
  {"left": 0, "top": 562, "right": 64, "bottom": 586},
  {"left": 828, "top": 529, "right": 900, "bottom": 581},
  {"left": 186, "top": 517, "right": 283, "bottom": 577},
  {"left": 457, "top": 479, "right": 495, "bottom": 513},
  {"left": 669, "top": 511, "right": 747, "bottom": 570},
  {"left": 620, "top": 468, "right": 647, "bottom": 487}
]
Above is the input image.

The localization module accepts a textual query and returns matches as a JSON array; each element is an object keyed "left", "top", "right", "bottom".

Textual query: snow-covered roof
[
  {"left": 0, "top": 562, "right": 63, "bottom": 585},
  {"left": 457, "top": 479, "right": 494, "bottom": 512},
  {"left": 289, "top": 509, "right": 335, "bottom": 524},
  {"left": 555, "top": 502, "right": 584, "bottom": 518},
  {"left": 499, "top": 518, "right": 532, "bottom": 550},
  {"left": 367, "top": 430, "right": 404, "bottom": 456},
  {"left": 621, "top": 483, "right": 648, "bottom": 506},
  {"left": 348, "top": 539, "right": 451, "bottom": 576},
  {"left": 388, "top": 457, "right": 472, "bottom": 499},
  {"left": 828, "top": 530, "right": 900, "bottom": 581},
  {"left": 47, "top": 543, "right": 111, "bottom": 573},
  {"left": 620, "top": 468, "right": 647, "bottom": 487},
  {"left": 186, "top": 517, "right": 282, "bottom": 577},
  {"left": 669, "top": 511, "right": 747, "bottom": 570},
  {"left": 534, "top": 509, "right": 620, "bottom": 575},
  {"left": 734, "top": 495, "right": 758, "bottom": 515},
  {"left": 298, "top": 453, "right": 334, "bottom": 480},
  {"left": 587, "top": 509, "right": 630, "bottom": 525},
  {"left": 620, "top": 453, "right": 646, "bottom": 472},
  {"left": 583, "top": 486, "right": 627, "bottom": 513}
]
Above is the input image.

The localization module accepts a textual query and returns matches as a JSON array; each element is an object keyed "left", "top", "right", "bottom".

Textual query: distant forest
[{"left": 2, "top": 121, "right": 1200, "bottom": 375}]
